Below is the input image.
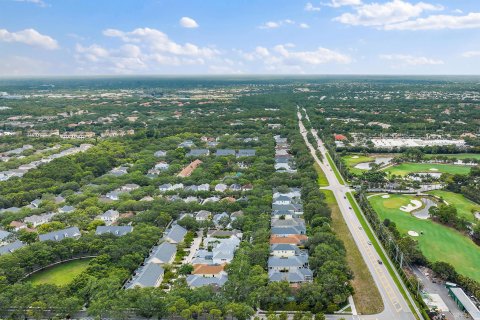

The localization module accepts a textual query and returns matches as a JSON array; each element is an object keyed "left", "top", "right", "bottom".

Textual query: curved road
[{"left": 297, "top": 109, "right": 421, "bottom": 320}]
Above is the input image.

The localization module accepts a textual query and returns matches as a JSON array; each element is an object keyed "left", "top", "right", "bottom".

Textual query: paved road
[
  {"left": 183, "top": 231, "right": 202, "bottom": 264},
  {"left": 297, "top": 109, "right": 420, "bottom": 320}
]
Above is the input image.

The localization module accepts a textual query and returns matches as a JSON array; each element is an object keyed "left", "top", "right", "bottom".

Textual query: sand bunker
[
  {"left": 408, "top": 231, "right": 419, "bottom": 237},
  {"left": 381, "top": 195, "right": 390, "bottom": 199},
  {"left": 429, "top": 168, "right": 439, "bottom": 171},
  {"left": 352, "top": 156, "right": 359, "bottom": 159},
  {"left": 400, "top": 200, "right": 422, "bottom": 212}
]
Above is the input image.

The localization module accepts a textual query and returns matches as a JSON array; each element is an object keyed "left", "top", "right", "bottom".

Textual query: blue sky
[{"left": 1, "top": 0, "right": 480, "bottom": 75}]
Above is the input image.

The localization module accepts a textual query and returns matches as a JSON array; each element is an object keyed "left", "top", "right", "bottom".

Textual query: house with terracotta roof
[
  {"left": 269, "top": 234, "right": 308, "bottom": 245},
  {"left": 193, "top": 264, "right": 227, "bottom": 277},
  {"left": 177, "top": 159, "right": 203, "bottom": 177}
]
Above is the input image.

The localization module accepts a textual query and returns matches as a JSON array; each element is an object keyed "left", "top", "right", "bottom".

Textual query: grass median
[
  {"left": 325, "top": 152, "right": 345, "bottom": 185},
  {"left": 323, "top": 189, "right": 383, "bottom": 314},
  {"left": 314, "top": 162, "right": 329, "bottom": 187}
]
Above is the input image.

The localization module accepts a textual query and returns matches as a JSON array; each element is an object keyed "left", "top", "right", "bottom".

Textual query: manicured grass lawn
[
  {"left": 424, "top": 153, "right": 480, "bottom": 160},
  {"left": 343, "top": 154, "right": 374, "bottom": 167},
  {"left": 369, "top": 194, "right": 480, "bottom": 282},
  {"left": 313, "top": 162, "right": 329, "bottom": 187},
  {"left": 342, "top": 154, "right": 374, "bottom": 175},
  {"left": 383, "top": 163, "right": 471, "bottom": 176},
  {"left": 428, "top": 190, "right": 480, "bottom": 223},
  {"left": 28, "top": 258, "right": 92, "bottom": 286},
  {"left": 323, "top": 190, "right": 383, "bottom": 314}
]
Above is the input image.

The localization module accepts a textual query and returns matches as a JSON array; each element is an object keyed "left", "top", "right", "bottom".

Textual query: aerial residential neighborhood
[{"left": 1, "top": 0, "right": 480, "bottom": 319}]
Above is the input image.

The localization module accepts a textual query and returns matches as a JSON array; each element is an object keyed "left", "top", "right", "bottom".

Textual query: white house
[
  {"left": 96, "top": 209, "right": 120, "bottom": 226},
  {"left": 215, "top": 183, "right": 228, "bottom": 192}
]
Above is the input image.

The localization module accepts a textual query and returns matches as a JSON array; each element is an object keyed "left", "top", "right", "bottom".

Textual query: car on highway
[
  {"left": 378, "top": 260, "right": 383, "bottom": 265},
  {"left": 358, "top": 226, "right": 362, "bottom": 230},
  {"left": 367, "top": 241, "right": 372, "bottom": 245}
]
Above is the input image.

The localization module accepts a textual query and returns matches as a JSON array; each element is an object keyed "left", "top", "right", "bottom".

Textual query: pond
[
  {"left": 354, "top": 157, "right": 393, "bottom": 170},
  {"left": 412, "top": 197, "right": 437, "bottom": 219}
]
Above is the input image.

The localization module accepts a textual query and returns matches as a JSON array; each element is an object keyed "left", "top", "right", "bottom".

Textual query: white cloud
[
  {"left": 274, "top": 45, "right": 352, "bottom": 64},
  {"left": 380, "top": 54, "right": 444, "bottom": 65},
  {"left": 13, "top": 0, "right": 47, "bottom": 7},
  {"left": 334, "top": 0, "right": 443, "bottom": 27},
  {"left": 259, "top": 19, "right": 310, "bottom": 29},
  {"left": 305, "top": 2, "right": 321, "bottom": 11},
  {"left": 0, "top": 28, "right": 58, "bottom": 49},
  {"left": 326, "top": 0, "right": 362, "bottom": 8},
  {"left": 75, "top": 27, "right": 221, "bottom": 73},
  {"left": 179, "top": 17, "right": 199, "bottom": 28},
  {"left": 75, "top": 44, "right": 110, "bottom": 62},
  {"left": 462, "top": 51, "right": 480, "bottom": 58},
  {"left": 259, "top": 21, "right": 281, "bottom": 29},
  {"left": 384, "top": 12, "right": 480, "bottom": 30},
  {"left": 103, "top": 27, "right": 218, "bottom": 57},
  {"left": 255, "top": 46, "right": 270, "bottom": 57}
]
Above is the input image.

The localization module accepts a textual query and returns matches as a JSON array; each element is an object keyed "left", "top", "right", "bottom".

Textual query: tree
[
  {"left": 178, "top": 264, "right": 193, "bottom": 275},
  {"left": 431, "top": 261, "right": 457, "bottom": 281},
  {"left": 37, "top": 221, "right": 66, "bottom": 234},
  {"left": 177, "top": 216, "right": 199, "bottom": 231},
  {"left": 429, "top": 204, "right": 458, "bottom": 226},
  {"left": 27, "top": 301, "right": 47, "bottom": 320},
  {"left": 225, "top": 303, "right": 254, "bottom": 320},
  {"left": 17, "top": 229, "right": 38, "bottom": 244}
]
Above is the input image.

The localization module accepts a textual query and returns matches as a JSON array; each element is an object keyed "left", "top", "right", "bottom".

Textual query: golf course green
[
  {"left": 28, "top": 258, "right": 92, "bottom": 286},
  {"left": 383, "top": 163, "right": 471, "bottom": 176},
  {"left": 369, "top": 194, "right": 480, "bottom": 282}
]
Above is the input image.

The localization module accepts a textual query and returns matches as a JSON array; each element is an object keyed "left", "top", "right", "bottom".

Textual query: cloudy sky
[{"left": 1, "top": 0, "right": 480, "bottom": 75}]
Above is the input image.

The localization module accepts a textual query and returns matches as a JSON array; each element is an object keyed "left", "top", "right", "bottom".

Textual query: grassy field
[
  {"left": 343, "top": 155, "right": 374, "bottom": 167},
  {"left": 427, "top": 190, "right": 479, "bottom": 223},
  {"left": 323, "top": 190, "right": 383, "bottom": 314},
  {"left": 28, "top": 258, "right": 92, "bottom": 286},
  {"left": 383, "top": 163, "right": 471, "bottom": 176},
  {"left": 424, "top": 153, "right": 480, "bottom": 160},
  {"left": 369, "top": 194, "right": 480, "bottom": 282},
  {"left": 314, "top": 162, "right": 329, "bottom": 187},
  {"left": 342, "top": 154, "right": 374, "bottom": 175}
]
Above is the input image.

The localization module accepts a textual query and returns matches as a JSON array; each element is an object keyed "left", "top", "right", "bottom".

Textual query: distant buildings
[{"left": 101, "top": 129, "right": 135, "bottom": 138}]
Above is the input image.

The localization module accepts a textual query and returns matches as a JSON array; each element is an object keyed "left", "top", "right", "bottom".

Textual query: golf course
[
  {"left": 427, "top": 190, "right": 480, "bottom": 223},
  {"left": 424, "top": 153, "right": 480, "bottom": 161},
  {"left": 342, "top": 154, "right": 387, "bottom": 175},
  {"left": 369, "top": 194, "right": 480, "bottom": 282},
  {"left": 27, "top": 258, "right": 92, "bottom": 286},
  {"left": 383, "top": 163, "right": 472, "bottom": 176}
]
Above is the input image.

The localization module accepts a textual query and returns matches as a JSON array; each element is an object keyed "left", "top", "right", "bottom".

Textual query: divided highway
[{"left": 297, "top": 109, "right": 421, "bottom": 320}]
